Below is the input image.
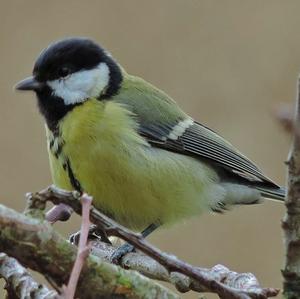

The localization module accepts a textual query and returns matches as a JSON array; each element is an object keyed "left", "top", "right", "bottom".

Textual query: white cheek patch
[{"left": 47, "top": 62, "right": 110, "bottom": 105}]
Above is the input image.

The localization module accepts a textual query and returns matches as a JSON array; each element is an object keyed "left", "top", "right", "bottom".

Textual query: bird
[{"left": 15, "top": 37, "right": 285, "bottom": 260}]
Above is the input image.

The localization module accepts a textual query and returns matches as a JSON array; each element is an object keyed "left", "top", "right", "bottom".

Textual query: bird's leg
[
  {"left": 111, "top": 223, "right": 159, "bottom": 264},
  {"left": 141, "top": 223, "right": 160, "bottom": 238}
]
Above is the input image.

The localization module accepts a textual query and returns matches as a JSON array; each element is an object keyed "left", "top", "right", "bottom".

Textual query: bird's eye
[{"left": 58, "top": 66, "right": 71, "bottom": 78}]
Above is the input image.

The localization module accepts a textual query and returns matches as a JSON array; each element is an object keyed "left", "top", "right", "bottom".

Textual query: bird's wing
[
  {"left": 113, "top": 74, "right": 278, "bottom": 188},
  {"left": 140, "top": 119, "right": 278, "bottom": 186}
]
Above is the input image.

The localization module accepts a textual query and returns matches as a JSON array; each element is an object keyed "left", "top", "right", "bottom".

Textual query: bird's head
[{"left": 15, "top": 38, "right": 122, "bottom": 130}]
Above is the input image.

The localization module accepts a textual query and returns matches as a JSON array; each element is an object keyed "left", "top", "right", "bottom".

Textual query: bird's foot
[
  {"left": 46, "top": 203, "right": 73, "bottom": 223},
  {"left": 111, "top": 243, "right": 135, "bottom": 264},
  {"left": 69, "top": 225, "right": 111, "bottom": 245}
]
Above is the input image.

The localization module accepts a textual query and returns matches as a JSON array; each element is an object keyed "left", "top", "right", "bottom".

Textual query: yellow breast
[{"left": 46, "top": 99, "right": 220, "bottom": 230}]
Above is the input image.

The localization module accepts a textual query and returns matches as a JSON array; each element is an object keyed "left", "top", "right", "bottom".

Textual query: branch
[
  {"left": 30, "top": 185, "right": 279, "bottom": 299},
  {"left": 282, "top": 77, "right": 300, "bottom": 298},
  {"left": 88, "top": 239, "right": 277, "bottom": 295},
  {"left": 0, "top": 253, "right": 57, "bottom": 299},
  {"left": 0, "top": 204, "right": 178, "bottom": 299}
]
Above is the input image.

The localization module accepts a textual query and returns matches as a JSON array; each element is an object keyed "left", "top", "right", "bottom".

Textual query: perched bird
[{"left": 16, "top": 38, "right": 285, "bottom": 257}]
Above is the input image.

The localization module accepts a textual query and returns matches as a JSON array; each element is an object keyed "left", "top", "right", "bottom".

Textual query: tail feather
[{"left": 256, "top": 186, "right": 286, "bottom": 201}]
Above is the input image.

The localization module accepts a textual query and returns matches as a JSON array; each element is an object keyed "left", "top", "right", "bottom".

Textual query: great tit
[{"left": 15, "top": 38, "right": 285, "bottom": 243}]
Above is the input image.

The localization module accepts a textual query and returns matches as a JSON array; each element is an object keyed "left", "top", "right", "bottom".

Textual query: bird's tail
[{"left": 256, "top": 186, "right": 286, "bottom": 201}]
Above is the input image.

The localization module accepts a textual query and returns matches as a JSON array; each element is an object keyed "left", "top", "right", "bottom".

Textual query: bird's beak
[{"left": 15, "top": 76, "right": 45, "bottom": 91}]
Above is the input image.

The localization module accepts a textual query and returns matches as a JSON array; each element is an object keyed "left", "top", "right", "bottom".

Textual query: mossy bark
[{"left": 0, "top": 204, "right": 178, "bottom": 299}]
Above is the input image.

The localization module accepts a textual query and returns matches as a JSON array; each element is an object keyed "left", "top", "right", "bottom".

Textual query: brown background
[{"left": 0, "top": 1, "right": 295, "bottom": 298}]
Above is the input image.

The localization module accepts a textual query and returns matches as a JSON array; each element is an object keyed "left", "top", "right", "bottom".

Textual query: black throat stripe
[{"left": 36, "top": 85, "right": 83, "bottom": 132}]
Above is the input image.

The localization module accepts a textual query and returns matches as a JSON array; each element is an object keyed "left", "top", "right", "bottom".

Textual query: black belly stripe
[
  {"left": 54, "top": 142, "right": 64, "bottom": 159},
  {"left": 50, "top": 133, "right": 83, "bottom": 193},
  {"left": 49, "top": 140, "right": 64, "bottom": 159},
  {"left": 65, "top": 159, "right": 83, "bottom": 192}
]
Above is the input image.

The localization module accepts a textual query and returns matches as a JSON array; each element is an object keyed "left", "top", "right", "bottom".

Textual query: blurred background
[{"left": 0, "top": 1, "right": 296, "bottom": 298}]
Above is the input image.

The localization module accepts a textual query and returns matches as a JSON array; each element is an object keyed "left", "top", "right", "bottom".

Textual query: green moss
[
  {"left": 117, "top": 273, "right": 133, "bottom": 289},
  {"left": 56, "top": 239, "right": 75, "bottom": 259}
]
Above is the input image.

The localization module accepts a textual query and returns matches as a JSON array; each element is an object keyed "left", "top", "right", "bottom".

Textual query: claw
[
  {"left": 69, "top": 225, "right": 111, "bottom": 246},
  {"left": 111, "top": 243, "right": 135, "bottom": 264}
]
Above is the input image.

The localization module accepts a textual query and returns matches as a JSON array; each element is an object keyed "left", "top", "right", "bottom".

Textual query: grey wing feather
[{"left": 139, "top": 120, "right": 279, "bottom": 188}]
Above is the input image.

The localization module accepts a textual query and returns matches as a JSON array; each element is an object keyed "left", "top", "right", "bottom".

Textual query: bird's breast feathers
[{"left": 46, "top": 99, "right": 222, "bottom": 229}]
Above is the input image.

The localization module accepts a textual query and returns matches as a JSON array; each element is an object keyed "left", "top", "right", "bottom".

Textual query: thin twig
[
  {"left": 63, "top": 194, "right": 92, "bottom": 299},
  {"left": 0, "top": 253, "right": 57, "bottom": 299},
  {"left": 33, "top": 185, "right": 279, "bottom": 299}
]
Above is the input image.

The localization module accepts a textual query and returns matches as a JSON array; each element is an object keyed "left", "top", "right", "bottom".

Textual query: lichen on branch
[{"left": 0, "top": 203, "right": 178, "bottom": 299}]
